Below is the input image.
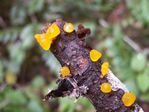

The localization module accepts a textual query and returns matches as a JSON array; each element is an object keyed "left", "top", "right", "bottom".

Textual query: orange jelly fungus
[
  {"left": 34, "top": 34, "right": 52, "bottom": 51},
  {"left": 63, "top": 23, "right": 74, "bottom": 33},
  {"left": 101, "top": 62, "right": 109, "bottom": 77},
  {"left": 122, "top": 92, "right": 136, "bottom": 107},
  {"left": 60, "top": 66, "right": 71, "bottom": 78},
  {"left": 90, "top": 49, "right": 102, "bottom": 62},
  {"left": 46, "top": 23, "right": 60, "bottom": 40},
  {"left": 34, "top": 23, "right": 60, "bottom": 50},
  {"left": 100, "top": 83, "right": 112, "bottom": 93}
]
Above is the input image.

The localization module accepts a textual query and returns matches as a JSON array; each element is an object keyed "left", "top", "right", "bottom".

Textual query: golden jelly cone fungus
[
  {"left": 60, "top": 66, "right": 71, "bottom": 78},
  {"left": 101, "top": 62, "right": 109, "bottom": 77},
  {"left": 90, "top": 49, "right": 102, "bottom": 62},
  {"left": 122, "top": 92, "right": 136, "bottom": 107},
  {"left": 34, "top": 34, "right": 52, "bottom": 51},
  {"left": 34, "top": 23, "right": 60, "bottom": 50},
  {"left": 100, "top": 83, "right": 112, "bottom": 93},
  {"left": 63, "top": 23, "right": 74, "bottom": 33},
  {"left": 46, "top": 23, "right": 60, "bottom": 40}
]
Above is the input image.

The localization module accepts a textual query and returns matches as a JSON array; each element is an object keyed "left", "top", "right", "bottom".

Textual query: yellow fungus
[
  {"left": 34, "top": 23, "right": 60, "bottom": 50},
  {"left": 5, "top": 72, "right": 17, "bottom": 85},
  {"left": 63, "top": 23, "right": 74, "bottom": 33},
  {"left": 101, "top": 62, "right": 109, "bottom": 77},
  {"left": 90, "top": 49, "right": 102, "bottom": 62},
  {"left": 46, "top": 23, "right": 60, "bottom": 40},
  {"left": 34, "top": 34, "right": 52, "bottom": 51},
  {"left": 60, "top": 66, "right": 71, "bottom": 78},
  {"left": 100, "top": 83, "right": 112, "bottom": 93},
  {"left": 122, "top": 92, "right": 136, "bottom": 107}
]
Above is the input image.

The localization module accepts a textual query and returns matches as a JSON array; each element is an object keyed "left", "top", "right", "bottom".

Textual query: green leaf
[
  {"left": 10, "top": 5, "right": 26, "bottom": 25},
  {"left": 59, "top": 97, "right": 75, "bottom": 112},
  {"left": 31, "top": 76, "right": 45, "bottom": 89},
  {"left": 7, "top": 43, "right": 26, "bottom": 74},
  {"left": 0, "top": 28, "right": 20, "bottom": 43},
  {"left": 6, "top": 90, "right": 27, "bottom": 105},
  {"left": 20, "top": 25, "right": 34, "bottom": 50},
  {"left": 131, "top": 53, "right": 147, "bottom": 72},
  {"left": 126, "top": 0, "right": 149, "bottom": 25},
  {"left": 24, "top": 87, "right": 39, "bottom": 100},
  {"left": 27, "top": 0, "right": 44, "bottom": 15},
  {"left": 137, "top": 73, "right": 149, "bottom": 92},
  {"left": 28, "top": 100, "right": 44, "bottom": 112}
]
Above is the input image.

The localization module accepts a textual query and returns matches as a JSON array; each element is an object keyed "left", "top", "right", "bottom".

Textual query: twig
[
  {"left": 123, "top": 36, "right": 141, "bottom": 52},
  {"left": 36, "top": 19, "right": 144, "bottom": 112},
  {"left": 107, "top": 70, "right": 144, "bottom": 112}
]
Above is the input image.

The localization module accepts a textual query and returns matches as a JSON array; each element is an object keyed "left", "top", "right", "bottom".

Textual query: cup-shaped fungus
[
  {"left": 101, "top": 62, "right": 109, "bottom": 77},
  {"left": 63, "top": 23, "right": 74, "bottom": 33},
  {"left": 60, "top": 66, "right": 71, "bottom": 78},
  {"left": 34, "top": 23, "right": 60, "bottom": 50},
  {"left": 100, "top": 82, "right": 112, "bottom": 93},
  {"left": 122, "top": 92, "right": 136, "bottom": 107},
  {"left": 90, "top": 49, "right": 102, "bottom": 62}
]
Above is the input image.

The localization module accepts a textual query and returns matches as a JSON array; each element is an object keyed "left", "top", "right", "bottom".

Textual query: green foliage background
[{"left": 0, "top": 0, "right": 149, "bottom": 112}]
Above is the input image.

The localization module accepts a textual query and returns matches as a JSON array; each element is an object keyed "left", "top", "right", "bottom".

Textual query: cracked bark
[{"left": 43, "top": 20, "right": 144, "bottom": 112}]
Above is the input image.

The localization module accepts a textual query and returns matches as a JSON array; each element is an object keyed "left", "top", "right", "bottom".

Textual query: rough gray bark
[{"left": 43, "top": 19, "right": 144, "bottom": 112}]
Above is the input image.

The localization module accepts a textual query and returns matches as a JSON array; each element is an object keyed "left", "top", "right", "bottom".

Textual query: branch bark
[{"left": 44, "top": 19, "right": 144, "bottom": 112}]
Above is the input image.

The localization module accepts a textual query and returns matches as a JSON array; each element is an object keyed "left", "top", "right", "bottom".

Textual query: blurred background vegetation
[{"left": 0, "top": 0, "right": 149, "bottom": 112}]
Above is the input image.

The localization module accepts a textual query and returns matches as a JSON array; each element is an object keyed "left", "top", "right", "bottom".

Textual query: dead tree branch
[{"left": 40, "top": 19, "right": 144, "bottom": 112}]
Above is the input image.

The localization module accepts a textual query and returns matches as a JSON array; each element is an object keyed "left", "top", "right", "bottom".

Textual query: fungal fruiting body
[
  {"left": 34, "top": 23, "right": 60, "bottom": 50},
  {"left": 90, "top": 49, "right": 102, "bottom": 62},
  {"left": 60, "top": 66, "right": 71, "bottom": 78},
  {"left": 34, "top": 34, "right": 52, "bottom": 51},
  {"left": 101, "top": 62, "right": 109, "bottom": 77},
  {"left": 63, "top": 23, "right": 74, "bottom": 33},
  {"left": 46, "top": 23, "right": 60, "bottom": 40},
  {"left": 122, "top": 92, "right": 136, "bottom": 107},
  {"left": 100, "top": 83, "right": 112, "bottom": 93}
]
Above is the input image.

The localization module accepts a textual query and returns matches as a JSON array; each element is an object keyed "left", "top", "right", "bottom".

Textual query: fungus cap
[
  {"left": 63, "top": 23, "right": 74, "bottom": 33},
  {"left": 46, "top": 23, "right": 60, "bottom": 40},
  {"left": 90, "top": 49, "right": 102, "bottom": 62},
  {"left": 100, "top": 83, "right": 112, "bottom": 93},
  {"left": 122, "top": 92, "right": 136, "bottom": 107},
  {"left": 60, "top": 66, "right": 71, "bottom": 78},
  {"left": 34, "top": 34, "right": 52, "bottom": 50},
  {"left": 101, "top": 62, "right": 109, "bottom": 77}
]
